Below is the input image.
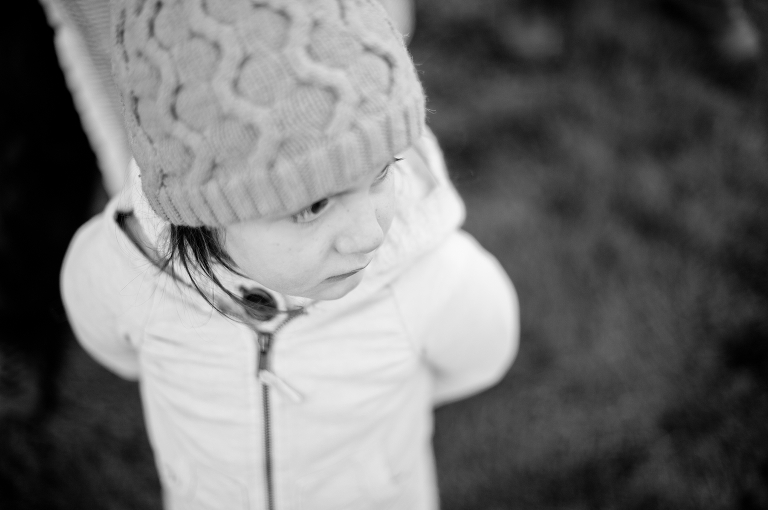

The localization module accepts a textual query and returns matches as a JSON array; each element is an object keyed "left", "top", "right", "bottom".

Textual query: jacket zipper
[
  {"left": 258, "top": 331, "right": 276, "bottom": 510},
  {"left": 256, "top": 314, "right": 302, "bottom": 510}
]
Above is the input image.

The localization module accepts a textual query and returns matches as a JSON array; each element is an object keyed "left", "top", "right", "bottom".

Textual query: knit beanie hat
[{"left": 111, "top": 0, "right": 426, "bottom": 226}]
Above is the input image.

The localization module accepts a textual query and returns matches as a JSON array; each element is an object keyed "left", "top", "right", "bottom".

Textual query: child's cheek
[{"left": 271, "top": 233, "right": 330, "bottom": 293}]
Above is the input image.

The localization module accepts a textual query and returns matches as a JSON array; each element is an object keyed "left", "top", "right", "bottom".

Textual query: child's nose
[{"left": 334, "top": 196, "right": 385, "bottom": 256}]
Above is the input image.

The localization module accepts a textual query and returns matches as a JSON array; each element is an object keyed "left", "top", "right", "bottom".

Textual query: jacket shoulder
[
  {"left": 390, "top": 230, "right": 520, "bottom": 404},
  {"left": 60, "top": 199, "right": 159, "bottom": 378}
]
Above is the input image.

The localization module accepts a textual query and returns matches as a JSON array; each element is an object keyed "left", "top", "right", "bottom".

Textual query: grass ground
[
  {"left": 2, "top": 0, "right": 768, "bottom": 509},
  {"left": 416, "top": 1, "right": 768, "bottom": 508}
]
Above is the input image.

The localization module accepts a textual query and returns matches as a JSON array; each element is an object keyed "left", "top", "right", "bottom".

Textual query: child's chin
[{"left": 308, "top": 273, "right": 365, "bottom": 301}]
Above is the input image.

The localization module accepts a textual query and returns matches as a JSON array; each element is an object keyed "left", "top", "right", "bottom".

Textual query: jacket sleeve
[
  {"left": 392, "top": 230, "right": 520, "bottom": 406},
  {"left": 60, "top": 207, "right": 148, "bottom": 380}
]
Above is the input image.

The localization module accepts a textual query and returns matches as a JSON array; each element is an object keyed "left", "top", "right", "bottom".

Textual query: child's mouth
[{"left": 324, "top": 264, "right": 369, "bottom": 282}]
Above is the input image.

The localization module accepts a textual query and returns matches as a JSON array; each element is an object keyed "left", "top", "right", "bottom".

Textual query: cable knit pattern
[{"left": 112, "top": 0, "right": 425, "bottom": 226}]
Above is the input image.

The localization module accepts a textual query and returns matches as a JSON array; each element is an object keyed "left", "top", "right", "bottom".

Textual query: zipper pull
[
  {"left": 256, "top": 331, "right": 303, "bottom": 403},
  {"left": 257, "top": 332, "right": 272, "bottom": 372},
  {"left": 259, "top": 370, "right": 304, "bottom": 403}
]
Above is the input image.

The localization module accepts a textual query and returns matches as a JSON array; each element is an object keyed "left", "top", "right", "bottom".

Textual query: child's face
[{"left": 224, "top": 162, "right": 397, "bottom": 301}]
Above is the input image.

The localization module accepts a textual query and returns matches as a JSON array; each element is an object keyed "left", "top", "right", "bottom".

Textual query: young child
[{"left": 61, "top": 0, "right": 519, "bottom": 509}]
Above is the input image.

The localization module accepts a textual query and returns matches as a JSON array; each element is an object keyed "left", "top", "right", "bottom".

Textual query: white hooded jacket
[{"left": 61, "top": 129, "right": 519, "bottom": 510}]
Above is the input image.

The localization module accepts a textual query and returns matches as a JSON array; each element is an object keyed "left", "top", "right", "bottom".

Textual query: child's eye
[
  {"left": 291, "top": 158, "right": 400, "bottom": 224},
  {"left": 292, "top": 198, "right": 330, "bottom": 223},
  {"left": 373, "top": 157, "right": 402, "bottom": 185}
]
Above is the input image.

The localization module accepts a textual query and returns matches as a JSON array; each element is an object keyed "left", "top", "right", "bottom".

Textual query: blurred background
[{"left": 2, "top": 0, "right": 768, "bottom": 508}]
